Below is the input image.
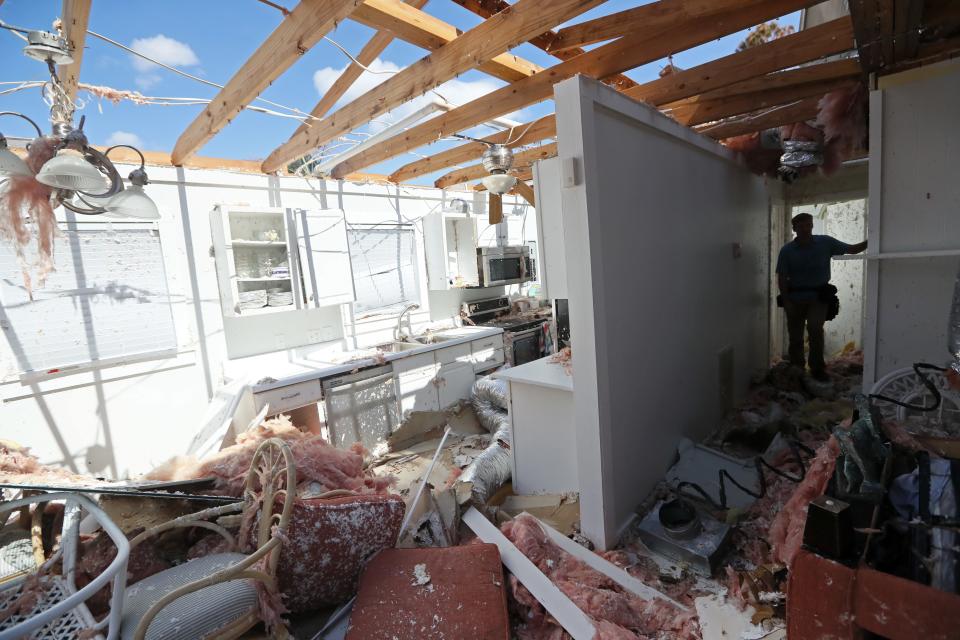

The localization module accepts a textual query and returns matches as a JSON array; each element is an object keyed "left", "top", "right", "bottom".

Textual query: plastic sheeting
[{"left": 458, "top": 377, "right": 512, "bottom": 506}]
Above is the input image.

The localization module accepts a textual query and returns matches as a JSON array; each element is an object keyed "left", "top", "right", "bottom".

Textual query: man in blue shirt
[{"left": 776, "top": 212, "right": 867, "bottom": 382}]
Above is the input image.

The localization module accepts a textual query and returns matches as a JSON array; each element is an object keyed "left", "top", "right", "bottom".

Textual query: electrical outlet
[{"left": 307, "top": 329, "right": 324, "bottom": 343}]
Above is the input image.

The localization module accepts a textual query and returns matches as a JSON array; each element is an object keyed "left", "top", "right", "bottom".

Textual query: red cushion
[
  {"left": 276, "top": 494, "right": 404, "bottom": 612},
  {"left": 346, "top": 545, "right": 510, "bottom": 640}
]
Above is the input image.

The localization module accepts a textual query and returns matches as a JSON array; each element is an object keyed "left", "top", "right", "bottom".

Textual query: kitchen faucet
[{"left": 394, "top": 303, "right": 420, "bottom": 341}]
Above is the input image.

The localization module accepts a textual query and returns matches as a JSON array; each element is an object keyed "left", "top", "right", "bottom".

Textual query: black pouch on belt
[{"left": 819, "top": 284, "right": 840, "bottom": 320}]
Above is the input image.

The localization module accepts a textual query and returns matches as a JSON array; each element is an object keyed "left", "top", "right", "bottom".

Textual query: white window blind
[
  {"left": 0, "top": 222, "right": 177, "bottom": 379},
  {"left": 347, "top": 225, "right": 419, "bottom": 313}
]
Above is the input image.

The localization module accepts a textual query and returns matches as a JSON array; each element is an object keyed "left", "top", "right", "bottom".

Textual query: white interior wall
[
  {"left": 864, "top": 59, "right": 960, "bottom": 388},
  {"left": 0, "top": 166, "right": 531, "bottom": 477},
  {"left": 556, "top": 76, "right": 770, "bottom": 549}
]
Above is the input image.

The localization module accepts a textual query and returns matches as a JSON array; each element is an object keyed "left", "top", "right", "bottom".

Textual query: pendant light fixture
[{"left": 0, "top": 21, "right": 158, "bottom": 218}]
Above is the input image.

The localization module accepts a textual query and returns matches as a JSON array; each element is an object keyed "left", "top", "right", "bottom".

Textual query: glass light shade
[
  {"left": 481, "top": 173, "right": 517, "bottom": 195},
  {"left": 35, "top": 150, "right": 108, "bottom": 191},
  {"left": 0, "top": 146, "right": 32, "bottom": 177},
  {"left": 104, "top": 184, "right": 160, "bottom": 220}
]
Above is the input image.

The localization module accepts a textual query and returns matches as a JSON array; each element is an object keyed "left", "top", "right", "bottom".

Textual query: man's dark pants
[{"left": 784, "top": 299, "right": 828, "bottom": 375}]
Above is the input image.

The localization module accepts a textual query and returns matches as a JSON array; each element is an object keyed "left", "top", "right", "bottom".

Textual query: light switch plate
[{"left": 561, "top": 156, "right": 579, "bottom": 188}]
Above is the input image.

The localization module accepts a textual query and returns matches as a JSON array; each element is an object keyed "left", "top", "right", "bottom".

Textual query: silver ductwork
[{"left": 457, "top": 376, "right": 512, "bottom": 506}]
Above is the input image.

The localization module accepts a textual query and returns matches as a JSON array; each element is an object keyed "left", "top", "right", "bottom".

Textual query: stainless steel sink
[
  {"left": 410, "top": 333, "right": 457, "bottom": 345},
  {"left": 375, "top": 341, "right": 424, "bottom": 353}
]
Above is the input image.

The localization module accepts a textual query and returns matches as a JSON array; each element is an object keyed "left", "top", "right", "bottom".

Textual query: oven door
[{"left": 509, "top": 326, "right": 544, "bottom": 366}]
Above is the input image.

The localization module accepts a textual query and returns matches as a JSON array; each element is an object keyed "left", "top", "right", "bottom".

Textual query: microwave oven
[{"left": 477, "top": 246, "right": 535, "bottom": 287}]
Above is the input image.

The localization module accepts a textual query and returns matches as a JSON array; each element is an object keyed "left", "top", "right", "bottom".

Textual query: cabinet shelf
[
  {"left": 237, "top": 277, "right": 290, "bottom": 282},
  {"left": 230, "top": 240, "right": 286, "bottom": 247}
]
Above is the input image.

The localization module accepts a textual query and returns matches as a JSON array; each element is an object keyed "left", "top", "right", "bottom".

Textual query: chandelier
[{"left": 0, "top": 26, "right": 159, "bottom": 219}]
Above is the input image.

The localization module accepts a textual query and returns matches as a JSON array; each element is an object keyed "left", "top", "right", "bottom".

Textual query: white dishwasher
[{"left": 322, "top": 364, "right": 401, "bottom": 450}]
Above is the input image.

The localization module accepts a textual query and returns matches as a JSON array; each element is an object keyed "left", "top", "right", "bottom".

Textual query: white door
[
  {"left": 437, "top": 361, "right": 475, "bottom": 408},
  {"left": 296, "top": 209, "right": 356, "bottom": 307}
]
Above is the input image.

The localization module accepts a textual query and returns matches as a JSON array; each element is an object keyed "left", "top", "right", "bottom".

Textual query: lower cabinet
[
  {"left": 393, "top": 351, "right": 440, "bottom": 417},
  {"left": 437, "top": 361, "right": 475, "bottom": 408}
]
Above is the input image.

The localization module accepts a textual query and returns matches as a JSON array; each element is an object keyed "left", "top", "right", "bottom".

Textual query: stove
[{"left": 463, "top": 296, "right": 552, "bottom": 367}]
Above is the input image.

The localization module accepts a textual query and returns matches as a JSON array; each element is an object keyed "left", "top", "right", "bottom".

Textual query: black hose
[{"left": 869, "top": 362, "right": 948, "bottom": 412}]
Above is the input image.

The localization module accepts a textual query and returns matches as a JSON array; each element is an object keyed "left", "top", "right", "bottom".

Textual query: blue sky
[{"left": 1, "top": 1, "right": 799, "bottom": 185}]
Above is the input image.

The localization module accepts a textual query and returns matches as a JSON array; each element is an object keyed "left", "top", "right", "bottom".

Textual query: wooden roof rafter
[
  {"left": 171, "top": 0, "right": 365, "bottom": 166},
  {"left": 261, "top": 0, "right": 603, "bottom": 173},
  {"left": 448, "top": 0, "right": 638, "bottom": 90},
  {"left": 328, "top": 0, "right": 825, "bottom": 179},
  {"left": 350, "top": 0, "right": 543, "bottom": 82},
  {"left": 57, "top": 0, "right": 92, "bottom": 101}
]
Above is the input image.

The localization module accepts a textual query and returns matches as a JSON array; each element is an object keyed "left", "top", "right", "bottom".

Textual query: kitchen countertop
[
  {"left": 494, "top": 355, "right": 573, "bottom": 392},
  {"left": 223, "top": 326, "right": 504, "bottom": 393}
]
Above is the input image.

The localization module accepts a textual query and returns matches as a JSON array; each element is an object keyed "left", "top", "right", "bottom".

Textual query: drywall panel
[
  {"left": 864, "top": 59, "right": 960, "bottom": 387},
  {"left": 556, "top": 76, "right": 770, "bottom": 549}
]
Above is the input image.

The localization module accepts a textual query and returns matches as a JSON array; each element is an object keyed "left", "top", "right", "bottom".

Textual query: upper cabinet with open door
[{"left": 294, "top": 208, "right": 356, "bottom": 308}]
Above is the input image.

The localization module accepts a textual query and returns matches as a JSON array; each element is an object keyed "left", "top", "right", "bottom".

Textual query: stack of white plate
[
  {"left": 239, "top": 289, "right": 267, "bottom": 310},
  {"left": 268, "top": 290, "right": 294, "bottom": 306}
]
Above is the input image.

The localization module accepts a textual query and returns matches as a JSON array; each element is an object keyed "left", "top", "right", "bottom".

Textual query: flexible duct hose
[
  {"left": 458, "top": 377, "right": 512, "bottom": 506},
  {"left": 949, "top": 261, "right": 960, "bottom": 375}
]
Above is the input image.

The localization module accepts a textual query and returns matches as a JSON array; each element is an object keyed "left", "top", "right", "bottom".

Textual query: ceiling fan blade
[{"left": 488, "top": 192, "right": 503, "bottom": 225}]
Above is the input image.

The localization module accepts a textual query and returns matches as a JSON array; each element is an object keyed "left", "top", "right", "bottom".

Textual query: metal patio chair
[
  {"left": 120, "top": 437, "right": 295, "bottom": 640},
  {"left": 0, "top": 491, "right": 129, "bottom": 640}
]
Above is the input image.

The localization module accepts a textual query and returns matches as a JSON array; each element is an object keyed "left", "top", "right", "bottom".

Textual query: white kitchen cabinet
[
  {"left": 294, "top": 208, "right": 356, "bottom": 307},
  {"left": 211, "top": 206, "right": 354, "bottom": 318},
  {"left": 471, "top": 334, "right": 505, "bottom": 372},
  {"left": 437, "top": 361, "right": 475, "bottom": 408},
  {"left": 533, "top": 157, "right": 567, "bottom": 299},
  {"left": 211, "top": 205, "right": 302, "bottom": 317},
  {"left": 423, "top": 211, "right": 480, "bottom": 290},
  {"left": 393, "top": 351, "right": 440, "bottom": 416}
]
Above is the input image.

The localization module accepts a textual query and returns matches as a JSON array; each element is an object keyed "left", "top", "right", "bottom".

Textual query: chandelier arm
[
  {"left": 61, "top": 193, "right": 107, "bottom": 215},
  {"left": 75, "top": 145, "right": 124, "bottom": 199},
  {"left": 0, "top": 111, "right": 43, "bottom": 138},
  {"left": 104, "top": 144, "right": 146, "bottom": 171}
]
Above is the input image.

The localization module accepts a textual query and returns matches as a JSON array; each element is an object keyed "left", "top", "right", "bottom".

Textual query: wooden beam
[
  {"left": 511, "top": 180, "right": 536, "bottom": 207},
  {"left": 329, "top": 0, "right": 824, "bottom": 178},
  {"left": 893, "top": 0, "right": 924, "bottom": 62},
  {"left": 261, "top": 0, "right": 598, "bottom": 173},
  {"left": 697, "top": 96, "right": 822, "bottom": 140},
  {"left": 551, "top": 0, "right": 775, "bottom": 52},
  {"left": 389, "top": 114, "right": 556, "bottom": 183},
  {"left": 623, "top": 18, "right": 855, "bottom": 106},
  {"left": 351, "top": 0, "right": 543, "bottom": 82},
  {"left": 435, "top": 142, "right": 557, "bottom": 188},
  {"left": 171, "top": 0, "right": 363, "bottom": 166},
  {"left": 849, "top": 0, "right": 884, "bottom": 72},
  {"left": 668, "top": 74, "right": 857, "bottom": 127},
  {"left": 58, "top": 0, "right": 92, "bottom": 101},
  {"left": 286, "top": 0, "right": 429, "bottom": 144},
  {"left": 449, "top": 0, "right": 638, "bottom": 90}
]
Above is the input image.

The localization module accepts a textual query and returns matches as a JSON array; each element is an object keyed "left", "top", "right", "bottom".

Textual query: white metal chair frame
[
  {"left": 128, "top": 437, "right": 296, "bottom": 640},
  {"left": 0, "top": 492, "right": 130, "bottom": 640}
]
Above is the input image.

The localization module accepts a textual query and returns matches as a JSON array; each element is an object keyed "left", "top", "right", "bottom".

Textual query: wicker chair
[
  {"left": 120, "top": 437, "right": 295, "bottom": 640},
  {"left": 0, "top": 492, "right": 130, "bottom": 640}
]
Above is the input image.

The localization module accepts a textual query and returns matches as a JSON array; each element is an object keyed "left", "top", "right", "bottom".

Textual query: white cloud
[
  {"left": 106, "top": 131, "right": 144, "bottom": 148},
  {"left": 129, "top": 35, "right": 199, "bottom": 88},
  {"left": 312, "top": 58, "right": 523, "bottom": 135}
]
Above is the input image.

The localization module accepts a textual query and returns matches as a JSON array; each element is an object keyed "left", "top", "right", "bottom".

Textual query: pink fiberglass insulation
[
  {"left": 0, "top": 137, "right": 58, "bottom": 295},
  {"left": 501, "top": 514, "right": 699, "bottom": 640},
  {"left": 145, "top": 415, "right": 394, "bottom": 497},
  {"left": 816, "top": 83, "right": 868, "bottom": 174},
  {"left": 0, "top": 441, "right": 87, "bottom": 484},
  {"left": 768, "top": 436, "right": 840, "bottom": 567}
]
